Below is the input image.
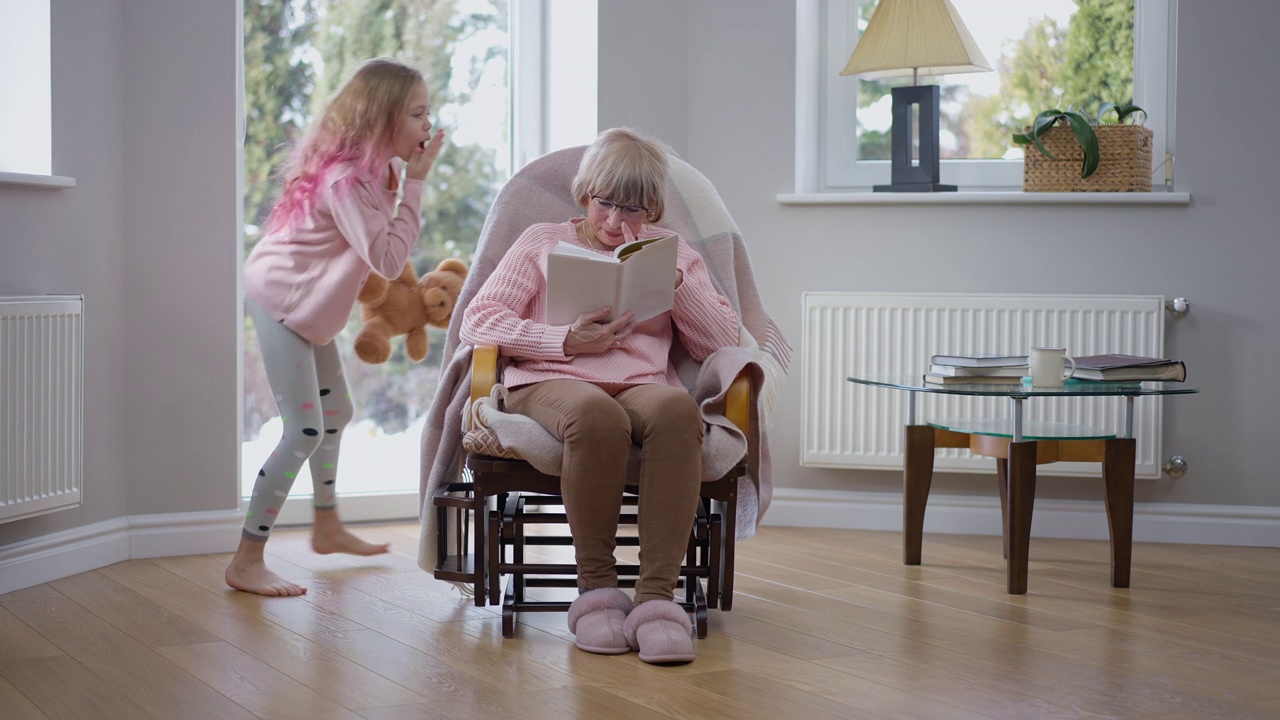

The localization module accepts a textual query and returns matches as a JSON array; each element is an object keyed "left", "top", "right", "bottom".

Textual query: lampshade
[{"left": 840, "top": 0, "right": 990, "bottom": 80}]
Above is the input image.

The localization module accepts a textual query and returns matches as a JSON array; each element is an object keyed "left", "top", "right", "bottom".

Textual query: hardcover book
[
  {"left": 545, "top": 235, "right": 678, "bottom": 325},
  {"left": 927, "top": 363, "right": 1028, "bottom": 378},
  {"left": 924, "top": 373, "right": 1026, "bottom": 385},
  {"left": 1071, "top": 354, "right": 1187, "bottom": 382},
  {"left": 929, "top": 353, "right": 1030, "bottom": 368}
]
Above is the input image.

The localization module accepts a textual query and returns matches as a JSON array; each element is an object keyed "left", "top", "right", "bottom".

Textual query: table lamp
[{"left": 840, "top": 0, "right": 990, "bottom": 192}]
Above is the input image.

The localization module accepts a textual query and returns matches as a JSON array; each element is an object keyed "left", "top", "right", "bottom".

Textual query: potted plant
[{"left": 1012, "top": 102, "right": 1153, "bottom": 192}]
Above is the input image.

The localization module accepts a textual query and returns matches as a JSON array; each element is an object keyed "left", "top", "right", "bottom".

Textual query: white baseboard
[
  {"left": 127, "top": 509, "right": 245, "bottom": 558},
  {"left": 273, "top": 491, "right": 420, "bottom": 526},
  {"left": 0, "top": 509, "right": 244, "bottom": 596},
  {"left": 763, "top": 488, "right": 1280, "bottom": 548},
  {"left": 8, "top": 490, "right": 1277, "bottom": 597},
  {"left": 0, "top": 518, "right": 132, "bottom": 596},
  {"left": 0, "top": 496, "right": 421, "bottom": 597}
]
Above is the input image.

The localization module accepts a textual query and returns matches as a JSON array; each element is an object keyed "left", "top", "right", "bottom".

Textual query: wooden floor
[{"left": 2, "top": 524, "right": 1280, "bottom": 720}]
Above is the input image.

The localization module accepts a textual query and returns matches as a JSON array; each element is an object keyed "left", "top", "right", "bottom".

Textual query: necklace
[{"left": 578, "top": 221, "right": 600, "bottom": 251}]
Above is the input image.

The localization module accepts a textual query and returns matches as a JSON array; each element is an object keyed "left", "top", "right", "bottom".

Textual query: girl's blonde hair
[
  {"left": 265, "top": 57, "right": 425, "bottom": 233},
  {"left": 571, "top": 127, "right": 669, "bottom": 223}
]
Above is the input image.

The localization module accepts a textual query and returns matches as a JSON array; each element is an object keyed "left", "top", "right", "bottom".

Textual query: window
[
  {"left": 512, "top": 0, "right": 598, "bottom": 168},
  {"left": 240, "top": 0, "right": 596, "bottom": 519},
  {"left": 0, "top": 0, "right": 58, "bottom": 183},
  {"left": 794, "top": 0, "right": 1174, "bottom": 193}
]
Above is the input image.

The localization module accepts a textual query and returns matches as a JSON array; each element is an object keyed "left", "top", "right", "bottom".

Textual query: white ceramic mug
[{"left": 1030, "top": 347, "right": 1076, "bottom": 387}]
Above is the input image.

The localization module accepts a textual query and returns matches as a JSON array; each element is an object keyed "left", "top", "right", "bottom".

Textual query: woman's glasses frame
[{"left": 589, "top": 194, "right": 649, "bottom": 221}]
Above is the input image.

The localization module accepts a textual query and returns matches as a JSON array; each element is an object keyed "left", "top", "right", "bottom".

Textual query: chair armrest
[
  {"left": 725, "top": 369, "right": 750, "bottom": 434},
  {"left": 471, "top": 344, "right": 500, "bottom": 404}
]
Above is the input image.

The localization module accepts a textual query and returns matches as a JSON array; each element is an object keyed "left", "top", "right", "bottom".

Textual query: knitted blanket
[{"left": 416, "top": 146, "right": 791, "bottom": 570}]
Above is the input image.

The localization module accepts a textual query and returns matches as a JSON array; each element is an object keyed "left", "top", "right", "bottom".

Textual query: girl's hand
[
  {"left": 564, "top": 307, "right": 635, "bottom": 355},
  {"left": 406, "top": 129, "right": 446, "bottom": 181}
]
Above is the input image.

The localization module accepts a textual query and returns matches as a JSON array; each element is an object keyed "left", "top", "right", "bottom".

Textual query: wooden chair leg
[
  {"left": 693, "top": 578, "right": 708, "bottom": 639},
  {"left": 502, "top": 575, "right": 516, "bottom": 637},
  {"left": 903, "top": 425, "right": 936, "bottom": 566},
  {"left": 487, "top": 508, "right": 501, "bottom": 607},
  {"left": 720, "top": 493, "right": 737, "bottom": 611},
  {"left": 996, "top": 458, "right": 1010, "bottom": 560},
  {"left": 707, "top": 509, "right": 722, "bottom": 609},
  {"left": 1103, "top": 438, "right": 1137, "bottom": 588},
  {"left": 685, "top": 518, "right": 698, "bottom": 604},
  {"left": 472, "top": 493, "right": 486, "bottom": 606},
  {"left": 1006, "top": 441, "right": 1038, "bottom": 595}
]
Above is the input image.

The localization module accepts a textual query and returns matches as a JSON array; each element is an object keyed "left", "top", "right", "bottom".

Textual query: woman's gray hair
[{"left": 570, "top": 127, "right": 670, "bottom": 223}]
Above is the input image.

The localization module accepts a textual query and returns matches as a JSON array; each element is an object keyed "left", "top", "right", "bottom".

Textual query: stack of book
[
  {"left": 924, "top": 354, "right": 1029, "bottom": 385},
  {"left": 1071, "top": 354, "right": 1187, "bottom": 382}
]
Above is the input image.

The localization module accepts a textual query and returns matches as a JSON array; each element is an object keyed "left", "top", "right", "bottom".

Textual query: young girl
[{"left": 231, "top": 57, "right": 447, "bottom": 596}]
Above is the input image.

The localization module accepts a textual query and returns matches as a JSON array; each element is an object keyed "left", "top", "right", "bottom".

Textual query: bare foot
[
  {"left": 225, "top": 558, "right": 307, "bottom": 596},
  {"left": 312, "top": 527, "right": 391, "bottom": 556}
]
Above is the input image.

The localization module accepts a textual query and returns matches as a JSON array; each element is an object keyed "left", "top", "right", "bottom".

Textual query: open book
[{"left": 545, "top": 235, "right": 678, "bottom": 325}]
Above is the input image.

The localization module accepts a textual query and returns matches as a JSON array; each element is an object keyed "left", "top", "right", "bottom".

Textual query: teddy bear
[{"left": 354, "top": 257, "right": 468, "bottom": 364}]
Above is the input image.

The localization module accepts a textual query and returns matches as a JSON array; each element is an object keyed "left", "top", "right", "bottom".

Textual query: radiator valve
[
  {"left": 1161, "top": 455, "right": 1188, "bottom": 478},
  {"left": 1165, "top": 297, "right": 1189, "bottom": 318}
]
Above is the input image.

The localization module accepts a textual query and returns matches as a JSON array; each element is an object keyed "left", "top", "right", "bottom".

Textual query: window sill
[
  {"left": 0, "top": 171, "right": 76, "bottom": 189},
  {"left": 777, "top": 191, "right": 1191, "bottom": 207}
]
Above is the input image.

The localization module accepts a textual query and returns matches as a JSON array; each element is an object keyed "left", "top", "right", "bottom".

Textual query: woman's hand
[
  {"left": 406, "top": 129, "right": 446, "bottom": 181},
  {"left": 564, "top": 307, "right": 635, "bottom": 355}
]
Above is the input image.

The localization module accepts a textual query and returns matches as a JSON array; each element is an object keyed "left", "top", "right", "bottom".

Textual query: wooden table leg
[
  {"left": 1006, "top": 440, "right": 1038, "bottom": 594},
  {"left": 1103, "top": 437, "right": 1137, "bottom": 588},
  {"left": 903, "top": 425, "right": 936, "bottom": 566}
]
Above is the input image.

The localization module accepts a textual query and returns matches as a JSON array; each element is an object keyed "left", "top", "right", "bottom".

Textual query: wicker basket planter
[{"left": 1022, "top": 124, "right": 1153, "bottom": 192}]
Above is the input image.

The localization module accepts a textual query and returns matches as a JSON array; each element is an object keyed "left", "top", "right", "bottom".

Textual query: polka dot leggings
[{"left": 244, "top": 297, "right": 354, "bottom": 542}]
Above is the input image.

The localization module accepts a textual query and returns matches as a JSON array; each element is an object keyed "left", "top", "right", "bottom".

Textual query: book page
[
  {"left": 545, "top": 253, "right": 623, "bottom": 325},
  {"left": 551, "top": 240, "right": 602, "bottom": 261},
  {"left": 617, "top": 235, "right": 678, "bottom": 323},
  {"left": 613, "top": 234, "right": 673, "bottom": 261}
]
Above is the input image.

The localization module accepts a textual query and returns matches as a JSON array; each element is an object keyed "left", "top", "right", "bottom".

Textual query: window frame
[
  {"left": 511, "top": 0, "right": 598, "bottom": 171},
  {"left": 0, "top": 0, "right": 73, "bottom": 188},
  {"left": 793, "top": 0, "right": 1176, "bottom": 194}
]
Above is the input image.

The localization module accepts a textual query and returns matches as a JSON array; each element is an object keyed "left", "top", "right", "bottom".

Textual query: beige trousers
[{"left": 505, "top": 379, "right": 703, "bottom": 604}]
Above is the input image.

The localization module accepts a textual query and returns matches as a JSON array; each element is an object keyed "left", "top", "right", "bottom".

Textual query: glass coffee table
[{"left": 847, "top": 375, "right": 1199, "bottom": 594}]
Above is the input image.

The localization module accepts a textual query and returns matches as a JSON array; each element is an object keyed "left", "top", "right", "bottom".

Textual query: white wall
[
  {"left": 0, "top": 0, "right": 130, "bottom": 545},
  {"left": 120, "top": 0, "right": 241, "bottom": 517},
  {"left": 596, "top": 0, "right": 688, "bottom": 157},
  {"left": 0, "top": 0, "right": 241, "bottom": 568},
  {"left": 599, "top": 0, "right": 1280, "bottom": 513}
]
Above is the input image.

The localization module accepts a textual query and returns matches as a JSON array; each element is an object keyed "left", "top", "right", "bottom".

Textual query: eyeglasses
[{"left": 590, "top": 195, "right": 648, "bottom": 221}]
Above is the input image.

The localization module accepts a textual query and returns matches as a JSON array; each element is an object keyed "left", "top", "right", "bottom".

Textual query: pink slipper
[
  {"left": 623, "top": 599, "right": 694, "bottom": 664},
  {"left": 567, "top": 588, "right": 634, "bottom": 654}
]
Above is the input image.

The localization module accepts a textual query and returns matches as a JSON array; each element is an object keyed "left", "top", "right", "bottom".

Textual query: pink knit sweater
[
  {"left": 460, "top": 220, "right": 740, "bottom": 389},
  {"left": 244, "top": 158, "right": 424, "bottom": 345}
]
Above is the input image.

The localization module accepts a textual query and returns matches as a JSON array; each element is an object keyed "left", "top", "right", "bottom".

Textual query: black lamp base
[
  {"left": 883, "top": 85, "right": 954, "bottom": 192},
  {"left": 873, "top": 182, "right": 956, "bottom": 192}
]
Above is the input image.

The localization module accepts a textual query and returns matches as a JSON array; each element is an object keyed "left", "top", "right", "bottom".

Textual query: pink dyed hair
[{"left": 264, "top": 57, "right": 425, "bottom": 234}]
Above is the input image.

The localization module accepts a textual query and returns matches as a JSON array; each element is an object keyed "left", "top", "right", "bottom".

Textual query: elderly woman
[{"left": 458, "top": 127, "right": 740, "bottom": 663}]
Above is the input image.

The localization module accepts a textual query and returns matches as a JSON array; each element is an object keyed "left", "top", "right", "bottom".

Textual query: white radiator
[
  {"left": 802, "top": 292, "right": 1166, "bottom": 478},
  {"left": 0, "top": 295, "right": 83, "bottom": 522}
]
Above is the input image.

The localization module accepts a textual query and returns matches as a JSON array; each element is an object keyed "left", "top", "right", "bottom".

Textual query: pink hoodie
[{"left": 244, "top": 159, "right": 424, "bottom": 345}]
